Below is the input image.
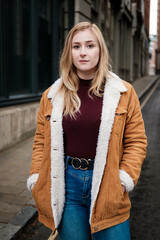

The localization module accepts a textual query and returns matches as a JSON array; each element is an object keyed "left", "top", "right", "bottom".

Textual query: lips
[{"left": 79, "top": 60, "right": 89, "bottom": 63}]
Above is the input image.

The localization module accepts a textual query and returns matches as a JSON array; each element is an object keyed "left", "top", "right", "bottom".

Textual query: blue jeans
[{"left": 57, "top": 156, "right": 131, "bottom": 240}]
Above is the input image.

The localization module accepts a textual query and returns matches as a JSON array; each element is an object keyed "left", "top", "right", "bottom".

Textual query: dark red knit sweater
[{"left": 63, "top": 78, "right": 103, "bottom": 159}]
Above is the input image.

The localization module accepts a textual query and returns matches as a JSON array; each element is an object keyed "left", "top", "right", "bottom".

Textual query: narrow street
[
  {"left": 17, "top": 82, "right": 160, "bottom": 240},
  {"left": 130, "top": 81, "right": 160, "bottom": 239}
]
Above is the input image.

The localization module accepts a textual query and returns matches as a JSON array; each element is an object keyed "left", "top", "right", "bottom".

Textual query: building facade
[
  {"left": 130, "top": 0, "right": 150, "bottom": 80},
  {"left": 156, "top": 0, "right": 160, "bottom": 73},
  {"left": 149, "top": 35, "right": 157, "bottom": 75},
  {"left": 0, "top": 0, "right": 150, "bottom": 151}
]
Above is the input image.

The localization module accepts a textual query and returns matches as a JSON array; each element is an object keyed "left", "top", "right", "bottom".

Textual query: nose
[{"left": 80, "top": 46, "right": 86, "bottom": 56}]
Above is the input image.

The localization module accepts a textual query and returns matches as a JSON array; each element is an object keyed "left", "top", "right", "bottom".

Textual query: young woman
[{"left": 27, "top": 22, "right": 147, "bottom": 240}]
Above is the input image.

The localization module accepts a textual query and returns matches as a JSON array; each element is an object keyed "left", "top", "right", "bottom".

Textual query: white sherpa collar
[
  {"left": 47, "top": 78, "right": 62, "bottom": 99},
  {"left": 107, "top": 72, "right": 127, "bottom": 92}
]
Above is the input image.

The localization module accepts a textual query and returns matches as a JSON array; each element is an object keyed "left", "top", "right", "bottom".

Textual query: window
[
  {"left": 38, "top": 0, "right": 52, "bottom": 92},
  {"left": 6, "top": 0, "right": 31, "bottom": 96},
  {"left": 0, "top": 0, "right": 3, "bottom": 97},
  {"left": 0, "top": 0, "right": 74, "bottom": 106}
]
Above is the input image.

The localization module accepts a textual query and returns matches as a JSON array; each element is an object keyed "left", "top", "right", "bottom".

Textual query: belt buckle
[
  {"left": 71, "top": 157, "right": 81, "bottom": 169},
  {"left": 71, "top": 157, "right": 89, "bottom": 170},
  {"left": 80, "top": 158, "right": 89, "bottom": 170}
]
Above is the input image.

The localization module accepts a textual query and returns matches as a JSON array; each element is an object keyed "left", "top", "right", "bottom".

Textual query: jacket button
[
  {"left": 46, "top": 116, "right": 50, "bottom": 121},
  {"left": 94, "top": 227, "right": 98, "bottom": 231}
]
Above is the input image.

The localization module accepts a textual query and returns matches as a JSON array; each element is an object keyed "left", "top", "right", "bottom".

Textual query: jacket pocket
[
  {"left": 107, "top": 174, "right": 124, "bottom": 218},
  {"left": 32, "top": 172, "right": 52, "bottom": 218},
  {"left": 35, "top": 173, "right": 52, "bottom": 218},
  {"left": 118, "top": 177, "right": 125, "bottom": 205},
  {"left": 112, "top": 107, "right": 127, "bottom": 135}
]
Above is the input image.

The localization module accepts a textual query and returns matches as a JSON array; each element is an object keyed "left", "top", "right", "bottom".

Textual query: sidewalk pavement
[
  {"left": 131, "top": 74, "right": 159, "bottom": 99},
  {"left": 0, "top": 74, "right": 159, "bottom": 240}
]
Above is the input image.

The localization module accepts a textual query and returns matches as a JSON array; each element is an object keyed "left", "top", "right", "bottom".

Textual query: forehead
[{"left": 72, "top": 29, "right": 98, "bottom": 43}]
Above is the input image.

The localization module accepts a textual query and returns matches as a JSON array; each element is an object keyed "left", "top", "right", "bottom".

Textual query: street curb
[
  {"left": 0, "top": 206, "right": 37, "bottom": 240},
  {"left": 138, "top": 75, "right": 159, "bottom": 100}
]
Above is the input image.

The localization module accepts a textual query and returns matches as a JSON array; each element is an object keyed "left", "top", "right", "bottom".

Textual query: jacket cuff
[
  {"left": 27, "top": 173, "right": 39, "bottom": 191},
  {"left": 119, "top": 169, "right": 134, "bottom": 192}
]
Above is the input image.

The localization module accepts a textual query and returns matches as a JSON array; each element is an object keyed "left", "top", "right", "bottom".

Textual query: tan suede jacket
[{"left": 27, "top": 72, "right": 147, "bottom": 234}]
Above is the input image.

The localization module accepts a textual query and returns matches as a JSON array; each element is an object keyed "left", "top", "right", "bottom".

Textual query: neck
[
  {"left": 78, "top": 77, "right": 93, "bottom": 87},
  {"left": 77, "top": 71, "right": 96, "bottom": 80}
]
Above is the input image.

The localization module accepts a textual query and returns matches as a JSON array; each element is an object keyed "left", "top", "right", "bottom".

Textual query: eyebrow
[{"left": 72, "top": 40, "right": 95, "bottom": 44}]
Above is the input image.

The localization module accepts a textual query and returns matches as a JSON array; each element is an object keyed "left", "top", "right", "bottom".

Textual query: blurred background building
[
  {"left": 0, "top": 0, "right": 150, "bottom": 151},
  {"left": 156, "top": 0, "right": 160, "bottom": 73},
  {"left": 149, "top": 0, "right": 158, "bottom": 75},
  {"left": 149, "top": 34, "right": 157, "bottom": 75}
]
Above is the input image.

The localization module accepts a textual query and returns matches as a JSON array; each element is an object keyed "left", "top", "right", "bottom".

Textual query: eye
[
  {"left": 73, "top": 45, "right": 79, "bottom": 49},
  {"left": 87, "top": 44, "right": 94, "bottom": 48}
]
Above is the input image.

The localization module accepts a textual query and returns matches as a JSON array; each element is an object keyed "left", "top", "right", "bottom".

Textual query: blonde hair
[{"left": 58, "top": 22, "right": 111, "bottom": 118}]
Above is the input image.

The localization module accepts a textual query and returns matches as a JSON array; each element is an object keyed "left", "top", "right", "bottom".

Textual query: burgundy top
[{"left": 63, "top": 78, "right": 103, "bottom": 159}]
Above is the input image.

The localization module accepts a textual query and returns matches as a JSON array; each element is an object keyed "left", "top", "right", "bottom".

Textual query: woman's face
[{"left": 71, "top": 29, "right": 100, "bottom": 79}]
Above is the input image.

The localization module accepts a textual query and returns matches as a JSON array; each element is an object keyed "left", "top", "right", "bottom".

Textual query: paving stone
[
  {"left": 19, "top": 189, "right": 32, "bottom": 198},
  {"left": 0, "top": 185, "right": 24, "bottom": 194},
  {"left": 0, "top": 212, "right": 15, "bottom": 223},
  {"left": 10, "top": 206, "right": 37, "bottom": 227},
  {"left": 0, "top": 193, "right": 31, "bottom": 205},
  {"left": 0, "top": 223, "right": 21, "bottom": 240},
  {"left": 0, "top": 180, "right": 20, "bottom": 187},
  {"left": 0, "top": 202, "right": 22, "bottom": 214}
]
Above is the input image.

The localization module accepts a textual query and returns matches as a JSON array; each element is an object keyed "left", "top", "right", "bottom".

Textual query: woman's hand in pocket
[{"left": 121, "top": 185, "right": 126, "bottom": 193}]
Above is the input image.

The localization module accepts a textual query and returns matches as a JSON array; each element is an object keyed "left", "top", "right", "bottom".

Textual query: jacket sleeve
[
  {"left": 27, "top": 94, "right": 45, "bottom": 191},
  {"left": 119, "top": 85, "right": 147, "bottom": 192}
]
